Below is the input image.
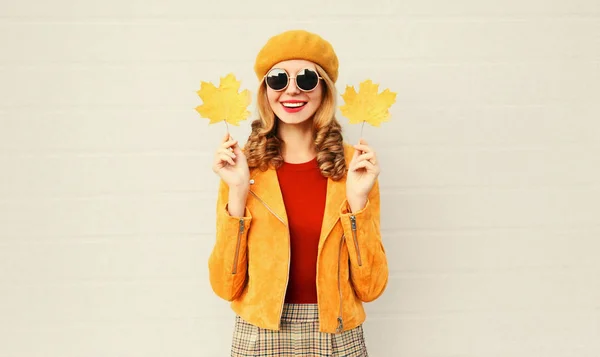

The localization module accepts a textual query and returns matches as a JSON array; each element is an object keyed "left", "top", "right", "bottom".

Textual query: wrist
[
  {"left": 347, "top": 195, "right": 367, "bottom": 213},
  {"left": 227, "top": 186, "right": 249, "bottom": 217},
  {"left": 229, "top": 184, "right": 249, "bottom": 197}
]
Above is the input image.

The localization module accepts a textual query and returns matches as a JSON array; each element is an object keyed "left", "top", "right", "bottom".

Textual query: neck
[{"left": 277, "top": 119, "right": 316, "bottom": 163}]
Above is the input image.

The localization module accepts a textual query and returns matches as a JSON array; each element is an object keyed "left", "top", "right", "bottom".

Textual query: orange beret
[{"left": 254, "top": 30, "right": 339, "bottom": 83}]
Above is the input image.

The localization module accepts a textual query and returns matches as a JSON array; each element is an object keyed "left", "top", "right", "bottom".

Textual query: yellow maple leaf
[
  {"left": 195, "top": 73, "right": 251, "bottom": 126},
  {"left": 339, "top": 80, "right": 396, "bottom": 127}
]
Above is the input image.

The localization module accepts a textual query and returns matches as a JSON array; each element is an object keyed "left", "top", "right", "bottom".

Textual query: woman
[{"left": 208, "top": 29, "right": 389, "bottom": 356}]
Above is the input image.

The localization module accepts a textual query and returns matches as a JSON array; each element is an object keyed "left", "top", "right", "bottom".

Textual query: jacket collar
[{"left": 248, "top": 161, "right": 348, "bottom": 243}]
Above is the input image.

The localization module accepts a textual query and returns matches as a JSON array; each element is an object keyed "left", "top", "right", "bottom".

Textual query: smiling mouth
[{"left": 281, "top": 102, "right": 307, "bottom": 108}]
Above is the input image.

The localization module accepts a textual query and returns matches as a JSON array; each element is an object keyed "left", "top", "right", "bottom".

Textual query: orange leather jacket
[{"left": 208, "top": 143, "right": 388, "bottom": 333}]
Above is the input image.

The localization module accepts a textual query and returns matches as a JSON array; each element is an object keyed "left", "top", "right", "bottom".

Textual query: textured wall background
[{"left": 1, "top": 0, "right": 599, "bottom": 356}]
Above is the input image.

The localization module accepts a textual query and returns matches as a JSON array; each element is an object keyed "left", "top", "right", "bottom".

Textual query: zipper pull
[
  {"left": 239, "top": 218, "right": 245, "bottom": 232},
  {"left": 350, "top": 215, "right": 357, "bottom": 231},
  {"left": 336, "top": 316, "right": 343, "bottom": 333}
]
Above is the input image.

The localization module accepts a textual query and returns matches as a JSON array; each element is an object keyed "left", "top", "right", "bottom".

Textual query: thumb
[{"left": 221, "top": 132, "right": 231, "bottom": 144}]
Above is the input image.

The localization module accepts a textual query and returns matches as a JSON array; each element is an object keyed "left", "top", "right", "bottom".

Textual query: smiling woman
[{"left": 208, "top": 29, "right": 388, "bottom": 357}]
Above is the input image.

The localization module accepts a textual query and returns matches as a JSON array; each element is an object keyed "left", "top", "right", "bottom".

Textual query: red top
[{"left": 276, "top": 157, "right": 327, "bottom": 303}]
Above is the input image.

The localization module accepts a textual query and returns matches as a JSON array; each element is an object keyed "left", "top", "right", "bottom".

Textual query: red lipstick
[{"left": 280, "top": 100, "right": 307, "bottom": 113}]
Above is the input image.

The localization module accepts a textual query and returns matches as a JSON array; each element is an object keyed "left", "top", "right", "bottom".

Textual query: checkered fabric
[{"left": 231, "top": 303, "right": 369, "bottom": 357}]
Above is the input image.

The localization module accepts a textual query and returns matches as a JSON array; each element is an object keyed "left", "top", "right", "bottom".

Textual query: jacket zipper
[
  {"left": 336, "top": 235, "right": 344, "bottom": 333},
  {"left": 350, "top": 215, "right": 362, "bottom": 266},
  {"left": 249, "top": 190, "right": 286, "bottom": 224},
  {"left": 231, "top": 218, "right": 244, "bottom": 274},
  {"left": 248, "top": 189, "right": 290, "bottom": 327}
]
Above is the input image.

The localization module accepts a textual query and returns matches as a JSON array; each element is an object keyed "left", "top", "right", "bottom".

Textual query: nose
[{"left": 285, "top": 77, "right": 301, "bottom": 95}]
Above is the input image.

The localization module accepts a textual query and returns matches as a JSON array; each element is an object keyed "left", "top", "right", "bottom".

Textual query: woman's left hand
[{"left": 346, "top": 138, "right": 381, "bottom": 212}]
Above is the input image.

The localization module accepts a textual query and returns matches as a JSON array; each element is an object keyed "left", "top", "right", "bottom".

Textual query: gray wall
[{"left": 1, "top": 0, "right": 599, "bottom": 356}]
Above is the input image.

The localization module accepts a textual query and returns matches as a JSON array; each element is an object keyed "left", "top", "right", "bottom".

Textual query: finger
[
  {"left": 218, "top": 148, "right": 236, "bottom": 159},
  {"left": 358, "top": 138, "right": 368, "bottom": 146},
  {"left": 219, "top": 154, "right": 235, "bottom": 166},
  {"left": 221, "top": 133, "right": 234, "bottom": 148},
  {"left": 355, "top": 151, "right": 377, "bottom": 168},
  {"left": 353, "top": 144, "right": 373, "bottom": 154},
  {"left": 353, "top": 160, "right": 378, "bottom": 173},
  {"left": 223, "top": 136, "right": 237, "bottom": 145},
  {"left": 217, "top": 151, "right": 235, "bottom": 162},
  {"left": 356, "top": 152, "right": 375, "bottom": 163},
  {"left": 219, "top": 146, "right": 236, "bottom": 155},
  {"left": 231, "top": 141, "right": 243, "bottom": 156},
  {"left": 223, "top": 139, "right": 238, "bottom": 151},
  {"left": 221, "top": 133, "right": 230, "bottom": 143}
]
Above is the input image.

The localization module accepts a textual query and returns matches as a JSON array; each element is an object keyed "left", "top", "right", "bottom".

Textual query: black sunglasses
[{"left": 264, "top": 68, "right": 322, "bottom": 92}]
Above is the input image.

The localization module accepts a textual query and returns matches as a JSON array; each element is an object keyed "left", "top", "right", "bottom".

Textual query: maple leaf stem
[
  {"left": 224, "top": 120, "right": 230, "bottom": 134},
  {"left": 360, "top": 121, "right": 365, "bottom": 138}
]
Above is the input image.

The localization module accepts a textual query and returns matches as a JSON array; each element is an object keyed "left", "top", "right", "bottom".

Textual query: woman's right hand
[{"left": 212, "top": 133, "right": 250, "bottom": 190}]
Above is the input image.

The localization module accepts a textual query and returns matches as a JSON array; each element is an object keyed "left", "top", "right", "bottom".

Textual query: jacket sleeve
[
  {"left": 339, "top": 179, "right": 389, "bottom": 302},
  {"left": 208, "top": 180, "right": 252, "bottom": 301}
]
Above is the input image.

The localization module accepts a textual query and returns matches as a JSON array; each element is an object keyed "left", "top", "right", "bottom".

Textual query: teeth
[{"left": 282, "top": 102, "right": 305, "bottom": 108}]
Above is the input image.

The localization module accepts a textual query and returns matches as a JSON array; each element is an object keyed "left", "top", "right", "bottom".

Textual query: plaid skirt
[{"left": 231, "top": 303, "right": 369, "bottom": 357}]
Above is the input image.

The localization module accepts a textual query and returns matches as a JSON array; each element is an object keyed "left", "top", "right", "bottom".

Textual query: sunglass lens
[
  {"left": 266, "top": 69, "right": 288, "bottom": 90},
  {"left": 296, "top": 68, "right": 319, "bottom": 91}
]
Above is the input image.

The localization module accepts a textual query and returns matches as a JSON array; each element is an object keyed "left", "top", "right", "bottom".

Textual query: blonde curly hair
[{"left": 243, "top": 65, "right": 347, "bottom": 181}]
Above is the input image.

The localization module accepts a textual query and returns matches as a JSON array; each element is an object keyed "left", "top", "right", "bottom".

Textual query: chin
[
  {"left": 275, "top": 113, "right": 313, "bottom": 125},
  {"left": 273, "top": 105, "right": 318, "bottom": 125}
]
